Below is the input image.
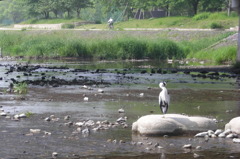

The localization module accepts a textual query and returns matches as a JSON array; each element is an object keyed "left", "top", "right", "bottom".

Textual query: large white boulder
[
  {"left": 132, "top": 114, "right": 217, "bottom": 135},
  {"left": 225, "top": 117, "right": 240, "bottom": 134}
]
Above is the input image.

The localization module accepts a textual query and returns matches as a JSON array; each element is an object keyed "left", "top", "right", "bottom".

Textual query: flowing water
[{"left": 0, "top": 59, "right": 239, "bottom": 159}]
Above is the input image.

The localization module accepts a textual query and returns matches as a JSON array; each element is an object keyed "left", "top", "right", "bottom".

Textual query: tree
[
  {"left": 5, "top": 0, "right": 27, "bottom": 23},
  {"left": 72, "top": 0, "right": 93, "bottom": 18}
]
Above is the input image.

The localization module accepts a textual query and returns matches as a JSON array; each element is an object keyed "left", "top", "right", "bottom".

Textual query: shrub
[
  {"left": 188, "top": 46, "right": 236, "bottom": 64},
  {"left": 14, "top": 82, "right": 28, "bottom": 94},
  {"left": 210, "top": 22, "right": 224, "bottom": 29},
  {"left": 147, "top": 39, "right": 184, "bottom": 60},
  {"left": 61, "top": 23, "right": 75, "bottom": 29},
  {"left": 193, "top": 12, "right": 210, "bottom": 21}
]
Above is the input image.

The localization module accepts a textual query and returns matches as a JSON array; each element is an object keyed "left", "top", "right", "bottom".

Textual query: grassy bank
[
  {"left": 17, "top": 12, "right": 238, "bottom": 30},
  {"left": 77, "top": 12, "right": 238, "bottom": 30},
  {"left": 187, "top": 46, "right": 237, "bottom": 65},
  {"left": 0, "top": 30, "right": 237, "bottom": 64},
  {"left": 0, "top": 31, "right": 184, "bottom": 60}
]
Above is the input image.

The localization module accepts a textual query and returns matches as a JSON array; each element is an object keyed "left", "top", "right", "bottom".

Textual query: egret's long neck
[{"left": 161, "top": 87, "right": 167, "bottom": 93}]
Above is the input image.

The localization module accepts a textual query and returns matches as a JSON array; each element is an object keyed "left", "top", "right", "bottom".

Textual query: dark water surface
[{"left": 0, "top": 60, "right": 239, "bottom": 159}]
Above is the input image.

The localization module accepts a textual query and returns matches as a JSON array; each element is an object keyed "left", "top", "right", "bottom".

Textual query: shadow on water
[{"left": 0, "top": 59, "right": 239, "bottom": 158}]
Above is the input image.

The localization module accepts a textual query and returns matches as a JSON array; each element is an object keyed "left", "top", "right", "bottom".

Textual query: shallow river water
[{"left": 0, "top": 60, "right": 239, "bottom": 159}]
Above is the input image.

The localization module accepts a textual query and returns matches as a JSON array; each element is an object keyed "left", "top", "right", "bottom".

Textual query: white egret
[{"left": 159, "top": 82, "right": 170, "bottom": 114}]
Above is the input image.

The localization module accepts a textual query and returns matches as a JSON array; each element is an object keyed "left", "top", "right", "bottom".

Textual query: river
[{"left": 0, "top": 59, "right": 239, "bottom": 159}]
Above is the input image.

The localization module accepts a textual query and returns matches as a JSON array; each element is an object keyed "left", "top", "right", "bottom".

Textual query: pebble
[
  {"left": 98, "top": 89, "right": 104, "bottom": 93},
  {"left": 207, "top": 130, "right": 214, "bottom": 136},
  {"left": 224, "top": 129, "right": 232, "bottom": 135},
  {"left": 75, "top": 122, "right": 84, "bottom": 127},
  {"left": 65, "top": 122, "right": 73, "bottom": 126},
  {"left": 193, "top": 153, "right": 201, "bottom": 158},
  {"left": 44, "top": 117, "right": 51, "bottom": 122},
  {"left": 84, "top": 97, "right": 89, "bottom": 101},
  {"left": 52, "top": 152, "right": 58, "bottom": 158},
  {"left": 44, "top": 131, "right": 51, "bottom": 135},
  {"left": 195, "top": 132, "right": 208, "bottom": 137},
  {"left": 64, "top": 115, "right": 70, "bottom": 120},
  {"left": 118, "top": 108, "right": 125, "bottom": 113},
  {"left": 139, "top": 93, "right": 144, "bottom": 97},
  {"left": 233, "top": 138, "right": 240, "bottom": 143},
  {"left": 0, "top": 112, "right": 7, "bottom": 116},
  {"left": 214, "top": 129, "right": 223, "bottom": 135},
  {"left": 218, "top": 133, "right": 226, "bottom": 138},
  {"left": 154, "top": 143, "right": 160, "bottom": 147},
  {"left": 116, "top": 117, "right": 127, "bottom": 123},
  {"left": 196, "top": 146, "right": 202, "bottom": 150},
  {"left": 85, "top": 120, "right": 95, "bottom": 126},
  {"left": 183, "top": 144, "right": 192, "bottom": 149},
  {"left": 14, "top": 113, "right": 27, "bottom": 119},
  {"left": 30, "top": 129, "right": 41, "bottom": 134},
  {"left": 137, "top": 142, "right": 143, "bottom": 145},
  {"left": 82, "top": 128, "right": 90, "bottom": 135}
]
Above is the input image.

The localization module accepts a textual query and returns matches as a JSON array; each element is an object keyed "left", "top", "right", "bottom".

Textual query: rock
[
  {"left": 225, "top": 117, "right": 240, "bottom": 134},
  {"left": 218, "top": 133, "right": 226, "bottom": 138},
  {"left": 98, "top": 89, "right": 104, "bottom": 93},
  {"left": 208, "top": 130, "right": 214, "bottom": 136},
  {"left": 139, "top": 93, "right": 144, "bottom": 97},
  {"left": 226, "top": 133, "right": 238, "bottom": 139},
  {"left": 65, "top": 122, "right": 73, "bottom": 126},
  {"left": 118, "top": 108, "right": 125, "bottom": 113},
  {"left": 75, "top": 122, "right": 84, "bottom": 127},
  {"left": 233, "top": 138, "right": 240, "bottom": 143},
  {"left": 64, "top": 115, "right": 71, "bottom": 120},
  {"left": 82, "top": 128, "right": 90, "bottom": 135},
  {"left": 196, "top": 146, "right": 202, "bottom": 150},
  {"left": 44, "top": 117, "right": 51, "bottom": 122},
  {"left": 183, "top": 144, "right": 192, "bottom": 149},
  {"left": 0, "top": 112, "right": 7, "bottom": 116},
  {"left": 215, "top": 129, "right": 223, "bottom": 135},
  {"left": 210, "top": 134, "right": 217, "bottom": 138},
  {"left": 223, "top": 129, "right": 232, "bottom": 135},
  {"left": 44, "top": 131, "right": 51, "bottom": 135},
  {"left": 52, "top": 152, "right": 58, "bottom": 158},
  {"left": 14, "top": 113, "right": 27, "bottom": 119},
  {"left": 84, "top": 97, "right": 89, "bottom": 101},
  {"left": 30, "top": 129, "right": 41, "bottom": 134},
  {"left": 85, "top": 120, "right": 95, "bottom": 126},
  {"left": 117, "top": 117, "right": 127, "bottom": 123},
  {"left": 195, "top": 132, "right": 208, "bottom": 137},
  {"left": 193, "top": 153, "right": 201, "bottom": 158},
  {"left": 132, "top": 114, "right": 217, "bottom": 135}
]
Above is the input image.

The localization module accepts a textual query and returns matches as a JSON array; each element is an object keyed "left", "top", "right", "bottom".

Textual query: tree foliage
[{"left": 0, "top": 0, "right": 231, "bottom": 24}]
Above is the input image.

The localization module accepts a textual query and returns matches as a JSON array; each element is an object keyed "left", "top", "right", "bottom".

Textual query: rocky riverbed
[{"left": 0, "top": 60, "right": 240, "bottom": 159}]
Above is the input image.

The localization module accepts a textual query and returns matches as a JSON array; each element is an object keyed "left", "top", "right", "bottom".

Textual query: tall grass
[
  {"left": 0, "top": 31, "right": 185, "bottom": 60},
  {"left": 0, "top": 30, "right": 236, "bottom": 64},
  {"left": 182, "top": 32, "right": 234, "bottom": 55},
  {"left": 187, "top": 46, "right": 236, "bottom": 64}
]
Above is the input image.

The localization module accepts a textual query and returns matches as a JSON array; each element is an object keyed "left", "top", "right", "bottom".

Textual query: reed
[{"left": 0, "top": 31, "right": 185, "bottom": 60}]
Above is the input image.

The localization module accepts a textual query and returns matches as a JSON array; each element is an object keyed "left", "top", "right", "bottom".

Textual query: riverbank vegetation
[
  {"left": 0, "top": 30, "right": 236, "bottom": 65},
  {"left": 0, "top": 0, "right": 235, "bottom": 26},
  {"left": 79, "top": 12, "right": 238, "bottom": 30}
]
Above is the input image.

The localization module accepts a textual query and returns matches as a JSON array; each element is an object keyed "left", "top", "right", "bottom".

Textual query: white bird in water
[{"left": 159, "top": 82, "right": 170, "bottom": 114}]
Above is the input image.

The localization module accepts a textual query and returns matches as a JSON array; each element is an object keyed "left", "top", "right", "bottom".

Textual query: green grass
[
  {"left": 22, "top": 18, "right": 83, "bottom": 24},
  {"left": 76, "top": 12, "right": 238, "bottom": 30},
  {"left": 180, "top": 32, "right": 234, "bottom": 54},
  {"left": 0, "top": 29, "right": 236, "bottom": 64},
  {"left": 14, "top": 82, "right": 28, "bottom": 94},
  {"left": 0, "top": 31, "right": 185, "bottom": 60},
  {"left": 187, "top": 46, "right": 237, "bottom": 64}
]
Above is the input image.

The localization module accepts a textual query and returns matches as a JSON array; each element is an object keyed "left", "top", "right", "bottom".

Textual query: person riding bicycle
[{"left": 108, "top": 18, "right": 114, "bottom": 29}]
